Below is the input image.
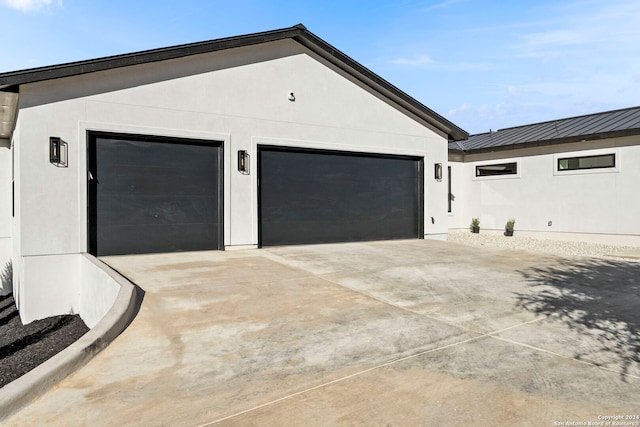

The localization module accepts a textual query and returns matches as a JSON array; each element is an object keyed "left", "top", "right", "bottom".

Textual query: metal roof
[
  {"left": 450, "top": 106, "right": 640, "bottom": 153},
  {"left": 0, "top": 24, "right": 467, "bottom": 141}
]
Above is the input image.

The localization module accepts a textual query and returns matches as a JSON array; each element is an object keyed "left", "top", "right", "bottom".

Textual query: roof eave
[
  {"left": 0, "top": 88, "right": 19, "bottom": 139},
  {"left": 0, "top": 27, "right": 302, "bottom": 89}
]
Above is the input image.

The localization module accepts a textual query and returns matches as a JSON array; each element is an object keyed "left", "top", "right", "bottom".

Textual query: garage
[
  {"left": 0, "top": 24, "right": 470, "bottom": 328},
  {"left": 258, "top": 146, "right": 423, "bottom": 246},
  {"left": 88, "top": 133, "right": 223, "bottom": 256}
]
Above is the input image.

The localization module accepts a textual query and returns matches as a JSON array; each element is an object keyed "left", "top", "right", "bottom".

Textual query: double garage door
[
  {"left": 88, "top": 133, "right": 423, "bottom": 256},
  {"left": 258, "top": 147, "right": 423, "bottom": 246}
]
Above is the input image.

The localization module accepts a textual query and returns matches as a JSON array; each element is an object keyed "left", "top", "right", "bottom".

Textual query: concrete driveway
[{"left": 5, "top": 239, "right": 640, "bottom": 426}]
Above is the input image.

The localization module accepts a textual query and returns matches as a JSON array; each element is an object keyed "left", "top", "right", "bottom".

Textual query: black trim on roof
[
  {"left": 0, "top": 24, "right": 468, "bottom": 141},
  {"left": 451, "top": 106, "right": 640, "bottom": 153}
]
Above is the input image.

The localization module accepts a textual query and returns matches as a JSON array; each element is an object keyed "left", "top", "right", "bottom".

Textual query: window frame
[
  {"left": 553, "top": 149, "right": 620, "bottom": 176},
  {"left": 472, "top": 159, "right": 521, "bottom": 181}
]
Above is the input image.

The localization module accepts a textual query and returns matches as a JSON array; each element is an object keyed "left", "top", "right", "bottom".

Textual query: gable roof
[
  {"left": 450, "top": 105, "right": 640, "bottom": 153},
  {"left": 0, "top": 24, "right": 467, "bottom": 141}
]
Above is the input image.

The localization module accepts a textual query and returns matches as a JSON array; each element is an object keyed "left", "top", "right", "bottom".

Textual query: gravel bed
[
  {"left": 447, "top": 230, "right": 640, "bottom": 260},
  {"left": 0, "top": 293, "right": 89, "bottom": 388}
]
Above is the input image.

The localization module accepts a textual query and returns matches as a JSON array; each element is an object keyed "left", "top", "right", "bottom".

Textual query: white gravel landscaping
[{"left": 447, "top": 230, "right": 640, "bottom": 261}]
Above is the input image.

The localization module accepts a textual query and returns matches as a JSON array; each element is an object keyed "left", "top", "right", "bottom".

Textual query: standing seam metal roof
[{"left": 450, "top": 106, "right": 640, "bottom": 152}]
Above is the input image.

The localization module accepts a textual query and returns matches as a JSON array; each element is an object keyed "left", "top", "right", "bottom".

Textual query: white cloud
[
  {"left": 386, "top": 54, "right": 494, "bottom": 71},
  {"left": 477, "top": 103, "right": 508, "bottom": 118},
  {"left": 448, "top": 103, "right": 472, "bottom": 116},
  {"left": 487, "top": 0, "right": 640, "bottom": 126},
  {"left": 1, "top": 0, "right": 62, "bottom": 12},
  {"left": 389, "top": 54, "right": 433, "bottom": 66},
  {"left": 507, "top": 86, "right": 520, "bottom": 97},
  {"left": 509, "top": 70, "right": 640, "bottom": 107},
  {"left": 516, "top": 1, "right": 640, "bottom": 59},
  {"left": 446, "top": 102, "right": 522, "bottom": 133},
  {"left": 453, "top": 62, "right": 496, "bottom": 71},
  {"left": 420, "top": 0, "right": 467, "bottom": 12},
  {"left": 403, "top": 0, "right": 640, "bottom": 133},
  {"left": 521, "top": 28, "right": 592, "bottom": 48}
]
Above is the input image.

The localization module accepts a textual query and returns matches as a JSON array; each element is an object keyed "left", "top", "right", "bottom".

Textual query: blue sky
[{"left": 1, "top": 0, "right": 639, "bottom": 134}]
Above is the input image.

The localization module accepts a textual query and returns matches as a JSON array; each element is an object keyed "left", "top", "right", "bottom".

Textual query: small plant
[
  {"left": 470, "top": 218, "right": 480, "bottom": 233},
  {"left": 505, "top": 218, "right": 515, "bottom": 236}
]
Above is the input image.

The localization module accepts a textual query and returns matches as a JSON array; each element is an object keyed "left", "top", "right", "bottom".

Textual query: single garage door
[
  {"left": 259, "top": 146, "right": 423, "bottom": 246},
  {"left": 88, "top": 133, "right": 223, "bottom": 256}
]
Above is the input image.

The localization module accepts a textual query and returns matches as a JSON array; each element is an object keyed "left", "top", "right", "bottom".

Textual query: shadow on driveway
[{"left": 516, "top": 258, "right": 640, "bottom": 381}]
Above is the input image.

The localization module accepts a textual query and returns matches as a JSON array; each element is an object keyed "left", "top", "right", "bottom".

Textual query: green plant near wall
[
  {"left": 505, "top": 218, "right": 515, "bottom": 236},
  {"left": 470, "top": 218, "right": 480, "bottom": 233}
]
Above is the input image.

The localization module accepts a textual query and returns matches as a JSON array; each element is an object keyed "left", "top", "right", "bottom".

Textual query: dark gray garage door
[
  {"left": 88, "top": 133, "right": 223, "bottom": 256},
  {"left": 258, "top": 147, "right": 423, "bottom": 246}
]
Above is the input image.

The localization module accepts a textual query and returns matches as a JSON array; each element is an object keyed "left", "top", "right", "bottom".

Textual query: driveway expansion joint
[{"left": 198, "top": 334, "right": 487, "bottom": 426}]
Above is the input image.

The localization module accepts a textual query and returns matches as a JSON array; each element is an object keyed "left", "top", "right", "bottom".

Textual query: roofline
[
  {"left": 0, "top": 26, "right": 302, "bottom": 87},
  {"left": 458, "top": 128, "right": 640, "bottom": 155},
  {"left": 0, "top": 24, "right": 468, "bottom": 141},
  {"left": 451, "top": 105, "right": 640, "bottom": 154},
  {"left": 449, "top": 128, "right": 640, "bottom": 156},
  {"left": 487, "top": 105, "right": 640, "bottom": 135},
  {"left": 448, "top": 140, "right": 467, "bottom": 152}
]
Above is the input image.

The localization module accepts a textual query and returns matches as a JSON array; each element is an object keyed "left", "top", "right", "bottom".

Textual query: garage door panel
[
  {"left": 89, "top": 134, "right": 223, "bottom": 256},
  {"left": 96, "top": 223, "right": 219, "bottom": 256},
  {"left": 98, "top": 166, "right": 219, "bottom": 196},
  {"left": 259, "top": 148, "right": 422, "bottom": 246},
  {"left": 261, "top": 217, "right": 419, "bottom": 246},
  {"left": 95, "top": 195, "right": 219, "bottom": 226},
  {"left": 96, "top": 138, "right": 217, "bottom": 170}
]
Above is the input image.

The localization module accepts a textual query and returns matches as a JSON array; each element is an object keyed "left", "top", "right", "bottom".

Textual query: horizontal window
[
  {"left": 475, "top": 162, "right": 517, "bottom": 177},
  {"left": 558, "top": 153, "right": 615, "bottom": 171}
]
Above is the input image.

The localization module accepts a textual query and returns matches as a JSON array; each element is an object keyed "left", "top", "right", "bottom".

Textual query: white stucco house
[
  {"left": 0, "top": 24, "right": 468, "bottom": 323},
  {"left": 448, "top": 106, "right": 640, "bottom": 245}
]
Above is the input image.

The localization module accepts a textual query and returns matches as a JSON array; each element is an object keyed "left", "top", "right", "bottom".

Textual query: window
[
  {"left": 475, "top": 162, "right": 517, "bottom": 177},
  {"left": 558, "top": 153, "right": 615, "bottom": 171}
]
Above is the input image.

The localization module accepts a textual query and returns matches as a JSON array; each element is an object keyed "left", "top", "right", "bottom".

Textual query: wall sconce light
[
  {"left": 434, "top": 163, "right": 442, "bottom": 181},
  {"left": 238, "top": 150, "right": 250, "bottom": 175},
  {"left": 50, "top": 137, "right": 68, "bottom": 167},
  {"left": 288, "top": 91, "right": 296, "bottom": 102}
]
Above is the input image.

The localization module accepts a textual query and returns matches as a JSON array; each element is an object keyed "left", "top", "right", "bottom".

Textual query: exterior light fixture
[
  {"left": 50, "top": 137, "right": 68, "bottom": 167},
  {"left": 238, "top": 150, "right": 250, "bottom": 175},
  {"left": 434, "top": 163, "right": 442, "bottom": 181},
  {"left": 288, "top": 91, "right": 296, "bottom": 102}
]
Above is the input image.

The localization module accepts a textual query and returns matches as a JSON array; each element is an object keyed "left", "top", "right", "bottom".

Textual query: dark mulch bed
[{"left": 0, "top": 293, "right": 89, "bottom": 388}]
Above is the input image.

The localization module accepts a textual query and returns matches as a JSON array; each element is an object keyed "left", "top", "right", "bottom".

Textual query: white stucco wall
[
  {"left": 79, "top": 255, "right": 122, "bottom": 328},
  {"left": 12, "top": 39, "right": 450, "bottom": 322},
  {"left": 0, "top": 139, "right": 11, "bottom": 295},
  {"left": 19, "top": 254, "right": 81, "bottom": 321},
  {"left": 448, "top": 136, "right": 640, "bottom": 240}
]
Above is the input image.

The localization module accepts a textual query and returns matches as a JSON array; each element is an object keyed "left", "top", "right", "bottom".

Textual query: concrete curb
[
  {"left": 613, "top": 249, "right": 640, "bottom": 260},
  {"left": 0, "top": 255, "right": 141, "bottom": 422}
]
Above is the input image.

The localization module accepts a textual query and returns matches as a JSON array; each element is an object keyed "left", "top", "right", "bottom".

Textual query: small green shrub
[{"left": 506, "top": 218, "right": 515, "bottom": 231}]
